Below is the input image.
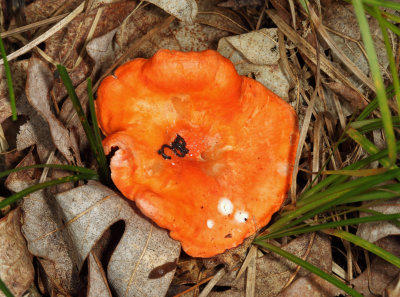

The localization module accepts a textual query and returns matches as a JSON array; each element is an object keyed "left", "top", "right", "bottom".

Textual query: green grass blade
[
  {"left": 362, "top": 0, "right": 400, "bottom": 10},
  {"left": 269, "top": 169, "right": 400, "bottom": 233},
  {"left": 371, "top": 11, "right": 400, "bottom": 35},
  {"left": 57, "top": 65, "right": 97, "bottom": 153},
  {"left": 325, "top": 229, "right": 400, "bottom": 268},
  {"left": 374, "top": 5, "right": 400, "bottom": 110},
  {"left": 360, "top": 3, "right": 400, "bottom": 35},
  {"left": 380, "top": 9, "right": 400, "bottom": 23},
  {"left": 297, "top": 168, "right": 392, "bottom": 208},
  {"left": 356, "top": 86, "right": 394, "bottom": 121},
  {"left": 299, "top": 0, "right": 310, "bottom": 13},
  {"left": 353, "top": 0, "right": 396, "bottom": 164},
  {"left": 0, "top": 278, "right": 14, "bottom": 297},
  {"left": 87, "top": 78, "right": 111, "bottom": 186},
  {"left": 343, "top": 183, "right": 400, "bottom": 203},
  {"left": 359, "top": 208, "right": 400, "bottom": 227},
  {"left": 57, "top": 65, "right": 108, "bottom": 181},
  {"left": 350, "top": 117, "right": 400, "bottom": 132},
  {"left": 257, "top": 213, "right": 400, "bottom": 240},
  {"left": 346, "top": 128, "right": 395, "bottom": 170},
  {"left": 322, "top": 168, "right": 387, "bottom": 176},
  {"left": 0, "top": 164, "right": 98, "bottom": 179},
  {"left": 300, "top": 139, "right": 400, "bottom": 201},
  {"left": 0, "top": 173, "right": 97, "bottom": 210},
  {"left": 255, "top": 241, "right": 363, "bottom": 297},
  {"left": 0, "top": 36, "right": 16, "bottom": 121},
  {"left": 297, "top": 182, "right": 400, "bottom": 217},
  {"left": 343, "top": 0, "right": 400, "bottom": 35}
]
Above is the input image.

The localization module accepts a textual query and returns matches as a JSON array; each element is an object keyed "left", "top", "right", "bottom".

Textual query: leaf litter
[
  {"left": 0, "top": 208, "right": 34, "bottom": 297},
  {"left": 0, "top": 0, "right": 399, "bottom": 296}
]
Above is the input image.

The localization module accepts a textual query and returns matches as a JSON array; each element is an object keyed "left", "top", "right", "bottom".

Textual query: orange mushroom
[{"left": 96, "top": 49, "right": 299, "bottom": 258}]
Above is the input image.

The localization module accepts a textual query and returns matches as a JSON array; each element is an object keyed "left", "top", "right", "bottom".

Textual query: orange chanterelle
[{"left": 96, "top": 49, "right": 299, "bottom": 258}]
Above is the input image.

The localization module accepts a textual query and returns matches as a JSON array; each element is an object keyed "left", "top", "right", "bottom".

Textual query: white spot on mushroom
[
  {"left": 207, "top": 219, "right": 214, "bottom": 229},
  {"left": 234, "top": 210, "right": 249, "bottom": 223},
  {"left": 218, "top": 197, "right": 234, "bottom": 215},
  {"left": 221, "top": 145, "right": 233, "bottom": 152},
  {"left": 277, "top": 162, "right": 289, "bottom": 176}
]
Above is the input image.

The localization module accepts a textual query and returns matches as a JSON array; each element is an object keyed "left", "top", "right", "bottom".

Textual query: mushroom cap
[{"left": 96, "top": 49, "right": 299, "bottom": 257}]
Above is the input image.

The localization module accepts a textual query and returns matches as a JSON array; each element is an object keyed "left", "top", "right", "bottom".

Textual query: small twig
[
  {"left": 173, "top": 276, "right": 213, "bottom": 297},
  {"left": 246, "top": 246, "right": 257, "bottom": 297},
  {"left": 198, "top": 268, "right": 226, "bottom": 297},
  {"left": 266, "top": 9, "right": 369, "bottom": 105},
  {"left": 256, "top": 3, "right": 266, "bottom": 30},
  {"left": 72, "top": 6, "right": 104, "bottom": 70},
  {"left": 288, "top": 0, "right": 296, "bottom": 28},
  {"left": 0, "top": 13, "right": 68, "bottom": 38},
  {"left": 312, "top": 114, "right": 323, "bottom": 181},
  {"left": 0, "top": 2, "right": 85, "bottom": 64},
  {"left": 235, "top": 245, "right": 258, "bottom": 282},
  {"left": 309, "top": 6, "right": 375, "bottom": 91},
  {"left": 197, "top": 11, "right": 249, "bottom": 33},
  {"left": 282, "top": 232, "right": 317, "bottom": 290}
]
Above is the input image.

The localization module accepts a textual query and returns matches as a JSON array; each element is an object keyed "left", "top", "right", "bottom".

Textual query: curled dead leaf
[
  {"left": 6, "top": 150, "right": 180, "bottom": 296},
  {"left": 87, "top": 252, "right": 112, "bottom": 297},
  {"left": 0, "top": 208, "right": 34, "bottom": 297},
  {"left": 323, "top": 81, "right": 367, "bottom": 110},
  {"left": 145, "top": 0, "right": 198, "bottom": 24},
  {"left": 55, "top": 183, "right": 181, "bottom": 297},
  {"left": 218, "top": 29, "right": 290, "bottom": 100},
  {"left": 26, "top": 58, "right": 81, "bottom": 165},
  {"left": 357, "top": 199, "right": 400, "bottom": 243}
]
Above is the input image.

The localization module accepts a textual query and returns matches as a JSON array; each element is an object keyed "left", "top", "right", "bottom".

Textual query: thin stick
[
  {"left": 0, "top": 13, "right": 68, "bottom": 38},
  {"left": 0, "top": 2, "right": 84, "bottom": 64},
  {"left": 173, "top": 276, "right": 213, "bottom": 297},
  {"left": 198, "top": 268, "right": 226, "bottom": 297},
  {"left": 92, "top": 15, "right": 175, "bottom": 92}
]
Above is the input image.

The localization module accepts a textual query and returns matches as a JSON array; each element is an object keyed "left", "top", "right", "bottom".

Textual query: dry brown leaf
[
  {"left": 145, "top": 0, "right": 198, "bottom": 24},
  {"left": 255, "top": 234, "right": 331, "bottom": 297},
  {"left": 0, "top": 208, "right": 34, "bottom": 297},
  {"left": 196, "top": 0, "right": 247, "bottom": 35},
  {"left": 310, "top": 6, "right": 375, "bottom": 92},
  {"left": 45, "top": 1, "right": 137, "bottom": 98},
  {"left": 87, "top": 5, "right": 231, "bottom": 76},
  {"left": 57, "top": 80, "right": 90, "bottom": 154},
  {"left": 114, "top": 6, "right": 230, "bottom": 57},
  {"left": 86, "top": 28, "right": 118, "bottom": 77},
  {"left": 24, "top": 0, "right": 82, "bottom": 25},
  {"left": 0, "top": 124, "right": 8, "bottom": 153},
  {"left": 266, "top": 8, "right": 368, "bottom": 106},
  {"left": 386, "top": 276, "right": 400, "bottom": 297},
  {"left": 55, "top": 182, "right": 181, "bottom": 297},
  {"left": 15, "top": 95, "right": 57, "bottom": 162},
  {"left": 322, "top": 1, "right": 389, "bottom": 89},
  {"left": 276, "top": 273, "right": 343, "bottom": 297},
  {"left": 6, "top": 152, "right": 81, "bottom": 295},
  {"left": 6, "top": 151, "right": 180, "bottom": 296},
  {"left": 205, "top": 234, "right": 333, "bottom": 296},
  {"left": 218, "top": 29, "right": 290, "bottom": 100},
  {"left": 87, "top": 252, "right": 112, "bottom": 297},
  {"left": 26, "top": 58, "right": 81, "bottom": 165},
  {"left": 323, "top": 81, "right": 368, "bottom": 110},
  {"left": 218, "top": 0, "right": 264, "bottom": 9},
  {"left": 357, "top": 198, "right": 400, "bottom": 243},
  {"left": 0, "top": 61, "right": 28, "bottom": 124},
  {"left": 351, "top": 236, "right": 400, "bottom": 297}
]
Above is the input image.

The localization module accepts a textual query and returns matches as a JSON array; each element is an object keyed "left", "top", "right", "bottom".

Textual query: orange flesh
[{"left": 96, "top": 50, "right": 299, "bottom": 257}]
